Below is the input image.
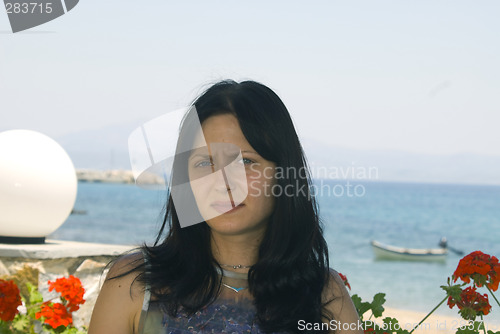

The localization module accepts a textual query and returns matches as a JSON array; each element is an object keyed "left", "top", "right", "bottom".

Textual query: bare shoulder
[
  {"left": 104, "top": 252, "right": 146, "bottom": 302},
  {"left": 322, "top": 269, "right": 363, "bottom": 334},
  {"left": 88, "top": 252, "right": 147, "bottom": 334},
  {"left": 107, "top": 252, "right": 145, "bottom": 281},
  {"left": 322, "top": 269, "right": 347, "bottom": 302}
]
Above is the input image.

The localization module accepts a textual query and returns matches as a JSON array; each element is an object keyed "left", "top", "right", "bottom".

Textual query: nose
[{"left": 214, "top": 169, "right": 232, "bottom": 193}]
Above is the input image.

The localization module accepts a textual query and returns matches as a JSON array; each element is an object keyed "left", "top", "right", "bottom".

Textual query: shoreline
[
  {"left": 76, "top": 169, "right": 163, "bottom": 184},
  {"left": 74, "top": 169, "right": 500, "bottom": 187}
]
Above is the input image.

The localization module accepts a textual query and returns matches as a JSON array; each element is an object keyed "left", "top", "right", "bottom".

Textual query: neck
[{"left": 210, "top": 229, "right": 263, "bottom": 272}]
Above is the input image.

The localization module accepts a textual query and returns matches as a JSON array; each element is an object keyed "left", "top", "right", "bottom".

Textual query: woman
[{"left": 88, "top": 80, "right": 362, "bottom": 334}]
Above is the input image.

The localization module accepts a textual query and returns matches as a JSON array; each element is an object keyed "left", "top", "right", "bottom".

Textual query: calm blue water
[{"left": 50, "top": 180, "right": 500, "bottom": 316}]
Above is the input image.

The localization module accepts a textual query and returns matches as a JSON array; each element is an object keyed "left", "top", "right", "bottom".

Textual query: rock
[
  {"left": 75, "top": 259, "right": 107, "bottom": 274},
  {"left": 0, "top": 260, "right": 9, "bottom": 276},
  {"left": 73, "top": 259, "right": 110, "bottom": 328}
]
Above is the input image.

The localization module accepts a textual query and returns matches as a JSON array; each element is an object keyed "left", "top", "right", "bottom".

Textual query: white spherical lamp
[{"left": 0, "top": 130, "right": 77, "bottom": 243}]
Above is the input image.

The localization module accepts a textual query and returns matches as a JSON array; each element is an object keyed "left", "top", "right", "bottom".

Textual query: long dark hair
[{"left": 124, "top": 80, "right": 332, "bottom": 333}]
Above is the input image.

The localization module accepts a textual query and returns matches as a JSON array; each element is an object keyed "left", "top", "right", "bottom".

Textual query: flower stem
[
  {"left": 486, "top": 286, "right": 500, "bottom": 308},
  {"left": 25, "top": 296, "right": 59, "bottom": 310},
  {"left": 409, "top": 296, "right": 447, "bottom": 334},
  {"left": 480, "top": 315, "right": 487, "bottom": 334}
]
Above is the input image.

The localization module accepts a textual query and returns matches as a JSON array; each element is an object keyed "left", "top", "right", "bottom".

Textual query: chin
[
  {"left": 206, "top": 218, "right": 267, "bottom": 238},
  {"left": 207, "top": 219, "right": 243, "bottom": 234}
]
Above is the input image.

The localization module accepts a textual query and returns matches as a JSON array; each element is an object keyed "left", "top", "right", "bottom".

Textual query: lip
[{"left": 211, "top": 201, "right": 244, "bottom": 214}]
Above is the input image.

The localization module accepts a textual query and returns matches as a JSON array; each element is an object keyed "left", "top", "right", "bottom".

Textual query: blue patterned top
[
  {"left": 139, "top": 297, "right": 289, "bottom": 334},
  {"left": 137, "top": 251, "right": 291, "bottom": 333}
]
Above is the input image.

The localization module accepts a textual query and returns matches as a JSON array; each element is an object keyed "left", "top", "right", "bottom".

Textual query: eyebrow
[
  {"left": 189, "top": 153, "right": 210, "bottom": 160},
  {"left": 189, "top": 148, "right": 258, "bottom": 159},
  {"left": 188, "top": 147, "right": 209, "bottom": 159}
]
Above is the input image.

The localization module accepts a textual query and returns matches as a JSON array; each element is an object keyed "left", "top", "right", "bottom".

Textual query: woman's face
[{"left": 188, "top": 113, "right": 276, "bottom": 237}]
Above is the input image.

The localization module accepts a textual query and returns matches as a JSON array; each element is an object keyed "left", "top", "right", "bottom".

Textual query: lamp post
[{"left": 0, "top": 130, "right": 77, "bottom": 244}]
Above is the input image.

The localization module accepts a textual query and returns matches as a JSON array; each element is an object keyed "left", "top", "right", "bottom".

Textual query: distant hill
[
  {"left": 51, "top": 125, "right": 500, "bottom": 186},
  {"left": 301, "top": 138, "right": 500, "bottom": 186},
  {"left": 55, "top": 121, "right": 139, "bottom": 170}
]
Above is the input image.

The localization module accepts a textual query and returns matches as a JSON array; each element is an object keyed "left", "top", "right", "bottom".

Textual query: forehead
[{"left": 191, "top": 113, "right": 251, "bottom": 149}]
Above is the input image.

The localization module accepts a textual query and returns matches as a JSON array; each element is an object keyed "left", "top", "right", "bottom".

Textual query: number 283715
[{"left": 5, "top": 2, "right": 53, "bottom": 14}]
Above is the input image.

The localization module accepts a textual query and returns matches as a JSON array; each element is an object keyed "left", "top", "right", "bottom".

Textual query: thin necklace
[
  {"left": 222, "top": 283, "right": 247, "bottom": 293},
  {"left": 220, "top": 263, "right": 252, "bottom": 269},
  {"left": 216, "top": 267, "right": 248, "bottom": 293}
]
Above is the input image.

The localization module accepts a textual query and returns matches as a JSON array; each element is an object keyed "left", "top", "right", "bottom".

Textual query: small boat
[{"left": 371, "top": 240, "right": 448, "bottom": 262}]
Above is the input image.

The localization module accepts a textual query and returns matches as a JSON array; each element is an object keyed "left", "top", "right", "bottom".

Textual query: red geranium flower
[
  {"left": 364, "top": 326, "right": 376, "bottom": 334},
  {"left": 447, "top": 286, "right": 491, "bottom": 320},
  {"left": 453, "top": 251, "right": 500, "bottom": 291},
  {"left": 48, "top": 275, "right": 85, "bottom": 312},
  {"left": 0, "top": 279, "right": 22, "bottom": 321},
  {"left": 35, "top": 302, "right": 73, "bottom": 328},
  {"left": 338, "top": 272, "right": 351, "bottom": 291}
]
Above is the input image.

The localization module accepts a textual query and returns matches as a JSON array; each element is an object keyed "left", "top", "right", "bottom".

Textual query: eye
[
  {"left": 194, "top": 160, "right": 213, "bottom": 168},
  {"left": 238, "top": 157, "right": 254, "bottom": 165}
]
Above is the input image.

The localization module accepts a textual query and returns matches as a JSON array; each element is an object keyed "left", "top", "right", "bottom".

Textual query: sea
[{"left": 49, "top": 180, "right": 500, "bottom": 319}]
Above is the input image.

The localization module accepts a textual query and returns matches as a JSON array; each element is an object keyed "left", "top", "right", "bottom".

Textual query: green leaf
[
  {"left": 455, "top": 320, "right": 484, "bottom": 334},
  {"left": 26, "top": 282, "right": 43, "bottom": 305},
  {"left": 59, "top": 327, "right": 88, "bottom": 334},
  {"left": 383, "top": 316, "right": 399, "bottom": 324},
  {"left": 351, "top": 294, "right": 372, "bottom": 320},
  {"left": 458, "top": 308, "right": 477, "bottom": 322},
  {"left": 0, "top": 321, "right": 12, "bottom": 334},
  {"left": 25, "top": 283, "right": 44, "bottom": 320},
  {"left": 12, "top": 315, "right": 30, "bottom": 331},
  {"left": 371, "top": 293, "right": 386, "bottom": 318},
  {"left": 382, "top": 316, "right": 398, "bottom": 327},
  {"left": 440, "top": 280, "right": 463, "bottom": 300},
  {"left": 382, "top": 317, "right": 410, "bottom": 334}
]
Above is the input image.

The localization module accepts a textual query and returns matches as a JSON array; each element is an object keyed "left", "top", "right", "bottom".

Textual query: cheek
[
  {"left": 247, "top": 178, "right": 276, "bottom": 200},
  {"left": 246, "top": 166, "right": 276, "bottom": 196}
]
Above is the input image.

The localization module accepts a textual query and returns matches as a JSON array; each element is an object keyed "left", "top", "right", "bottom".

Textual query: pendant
[{"left": 222, "top": 283, "right": 247, "bottom": 293}]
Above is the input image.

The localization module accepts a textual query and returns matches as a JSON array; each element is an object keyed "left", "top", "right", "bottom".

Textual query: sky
[{"left": 1, "top": 1, "right": 500, "bottom": 159}]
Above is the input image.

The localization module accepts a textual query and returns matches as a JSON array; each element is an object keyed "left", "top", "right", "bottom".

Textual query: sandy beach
[{"left": 365, "top": 307, "right": 500, "bottom": 334}]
